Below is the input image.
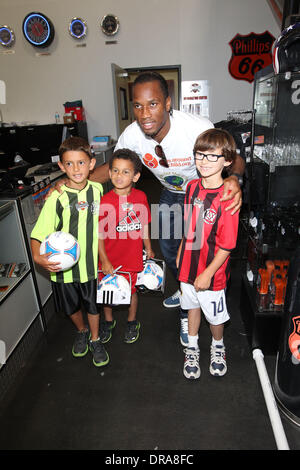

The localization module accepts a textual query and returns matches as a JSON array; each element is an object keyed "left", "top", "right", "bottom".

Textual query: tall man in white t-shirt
[
  {"left": 89, "top": 72, "right": 245, "bottom": 346},
  {"left": 53, "top": 72, "right": 245, "bottom": 345}
]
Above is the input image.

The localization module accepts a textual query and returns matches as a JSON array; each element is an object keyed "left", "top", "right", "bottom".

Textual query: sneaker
[
  {"left": 180, "top": 314, "right": 188, "bottom": 347},
  {"left": 210, "top": 344, "right": 227, "bottom": 376},
  {"left": 72, "top": 329, "right": 90, "bottom": 357},
  {"left": 124, "top": 321, "right": 140, "bottom": 344},
  {"left": 183, "top": 348, "right": 200, "bottom": 379},
  {"left": 89, "top": 339, "right": 109, "bottom": 367},
  {"left": 163, "top": 289, "right": 181, "bottom": 308},
  {"left": 99, "top": 320, "right": 116, "bottom": 343}
]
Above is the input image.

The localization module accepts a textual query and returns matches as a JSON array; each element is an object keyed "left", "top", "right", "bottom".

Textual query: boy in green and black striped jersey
[{"left": 31, "top": 137, "right": 109, "bottom": 368}]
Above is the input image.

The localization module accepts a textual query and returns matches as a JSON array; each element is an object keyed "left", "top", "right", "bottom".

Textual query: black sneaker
[
  {"left": 124, "top": 321, "right": 140, "bottom": 344},
  {"left": 99, "top": 320, "right": 116, "bottom": 343},
  {"left": 72, "top": 329, "right": 90, "bottom": 357},
  {"left": 89, "top": 339, "right": 109, "bottom": 367}
]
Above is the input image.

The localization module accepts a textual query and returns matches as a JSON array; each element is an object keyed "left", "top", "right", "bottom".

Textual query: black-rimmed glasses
[
  {"left": 194, "top": 151, "right": 224, "bottom": 162},
  {"left": 155, "top": 145, "right": 169, "bottom": 168}
]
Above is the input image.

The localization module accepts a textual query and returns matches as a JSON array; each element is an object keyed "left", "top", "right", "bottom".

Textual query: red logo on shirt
[
  {"left": 76, "top": 201, "right": 88, "bottom": 211},
  {"left": 143, "top": 153, "right": 158, "bottom": 169},
  {"left": 203, "top": 208, "right": 217, "bottom": 225}
]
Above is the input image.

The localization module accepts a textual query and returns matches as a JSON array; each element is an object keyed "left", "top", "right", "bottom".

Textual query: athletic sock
[
  {"left": 212, "top": 337, "right": 224, "bottom": 347},
  {"left": 188, "top": 334, "right": 199, "bottom": 350}
]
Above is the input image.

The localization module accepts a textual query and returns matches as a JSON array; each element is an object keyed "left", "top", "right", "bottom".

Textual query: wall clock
[
  {"left": 69, "top": 17, "right": 87, "bottom": 40},
  {"left": 0, "top": 26, "right": 15, "bottom": 47},
  {"left": 22, "top": 12, "right": 55, "bottom": 48},
  {"left": 100, "top": 14, "right": 120, "bottom": 36}
]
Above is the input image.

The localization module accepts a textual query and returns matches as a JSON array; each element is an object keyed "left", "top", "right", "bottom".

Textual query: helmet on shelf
[{"left": 273, "top": 22, "right": 300, "bottom": 74}]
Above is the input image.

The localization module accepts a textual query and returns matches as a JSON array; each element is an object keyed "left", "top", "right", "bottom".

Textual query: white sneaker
[
  {"left": 209, "top": 344, "right": 227, "bottom": 376},
  {"left": 163, "top": 289, "right": 181, "bottom": 308},
  {"left": 183, "top": 348, "right": 200, "bottom": 379}
]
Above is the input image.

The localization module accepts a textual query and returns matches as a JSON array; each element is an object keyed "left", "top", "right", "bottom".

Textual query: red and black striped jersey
[{"left": 178, "top": 179, "right": 239, "bottom": 291}]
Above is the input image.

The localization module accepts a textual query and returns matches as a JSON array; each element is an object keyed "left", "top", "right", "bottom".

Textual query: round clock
[
  {"left": 100, "top": 14, "right": 120, "bottom": 36},
  {"left": 22, "top": 12, "right": 55, "bottom": 48},
  {"left": 0, "top": 25, "right": 15, "bottom": 47},
  {"left": 69, "top": 17, "right": 87, "bottom": 40}
]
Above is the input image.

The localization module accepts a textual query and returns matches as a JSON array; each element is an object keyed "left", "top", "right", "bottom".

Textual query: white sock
[
  {"left": 212, "top": 337, "right": 224, "bottom": 347},
  {"left": 188, "top": 334, "right": 199, "bottom": 350}
]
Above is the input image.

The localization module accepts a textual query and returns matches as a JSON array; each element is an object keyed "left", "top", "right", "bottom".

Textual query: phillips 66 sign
[{"left": 228, "top": 31, "right": 275, "bottom": 83}]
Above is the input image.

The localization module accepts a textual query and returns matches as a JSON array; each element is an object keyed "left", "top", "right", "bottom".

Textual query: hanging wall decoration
[
  {"left": 22, "top": 12, "right": 55, "bottom": 48},
  {"left": 228, "top": 31, "right": 275, "bottom": 83},
  {"left": 0, "top": 25, "right": 15, "bottom": 47},
  {"left": 69, "top": 18, "right": 87, "bottom": 40},
  {"left": 100, "top": 14, "right": 120, "bottom": 36}
]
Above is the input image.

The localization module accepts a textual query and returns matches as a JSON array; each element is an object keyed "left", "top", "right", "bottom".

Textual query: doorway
[{"left": 111, "top": 64, "right": 181, "bottom": 138}]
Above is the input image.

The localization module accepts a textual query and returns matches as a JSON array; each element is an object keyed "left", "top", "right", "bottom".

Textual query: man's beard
[{"left": 139, "top": 116, "right": 168, "bottom": 140}]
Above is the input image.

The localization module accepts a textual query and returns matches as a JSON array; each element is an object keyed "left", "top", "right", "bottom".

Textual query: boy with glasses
[{"left": 176, "top": 129, "right": 239, "bottom": 379}]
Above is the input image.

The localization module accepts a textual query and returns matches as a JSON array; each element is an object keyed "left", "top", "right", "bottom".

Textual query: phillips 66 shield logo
[{"left": 228, "top": 31, "right": 275, "bottom": 83}]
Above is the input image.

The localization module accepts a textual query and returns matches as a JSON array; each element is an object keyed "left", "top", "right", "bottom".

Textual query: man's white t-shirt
[{"left": 115, "top": 110, "right": 213, "bottom": 193}]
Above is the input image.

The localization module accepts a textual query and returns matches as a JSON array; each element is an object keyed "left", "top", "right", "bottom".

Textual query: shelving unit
[
  {"left": 0, "top": 199, "right": 42, "bottom": 364},
  {"left": 241, "top": 67, "right": 300, "bottom": 354}
]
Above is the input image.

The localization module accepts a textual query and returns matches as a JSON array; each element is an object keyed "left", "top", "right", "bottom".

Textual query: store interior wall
[{"left": 0, "top": 0, "right": 280, "bottom": 142}]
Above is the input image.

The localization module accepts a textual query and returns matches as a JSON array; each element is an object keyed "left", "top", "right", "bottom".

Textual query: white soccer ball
[
  {"left": 142, "top": 261, "right": 164, "bottom": 290},
  {"left": 98, "top": 274, "right": 131, "bottom": 304},
  {"left": 40, "top": 231, "right": 80, "bottom": 272}
]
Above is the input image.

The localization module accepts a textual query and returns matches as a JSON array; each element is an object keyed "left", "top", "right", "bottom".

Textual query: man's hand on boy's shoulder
[
  {"left": 221, "top": 174, "right": 242, "bottom": 215},
  {"left": 45, "top": 178, "right": 68, "bottom": 199}
]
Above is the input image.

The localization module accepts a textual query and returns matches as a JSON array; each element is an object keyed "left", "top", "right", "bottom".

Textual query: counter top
[{"left": 26, "top": 164, "right": 64, "bottom": 183}]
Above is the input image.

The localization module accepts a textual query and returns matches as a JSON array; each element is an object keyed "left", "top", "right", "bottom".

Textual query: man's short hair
[{"left": 133, "top": 71, "right": 169, "bottom": 100}]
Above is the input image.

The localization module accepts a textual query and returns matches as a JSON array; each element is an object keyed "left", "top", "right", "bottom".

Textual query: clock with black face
[
  {"left": 0, "top": 26, "right": 15, "bottom": 47},
  {"left": 69, "top": 17, "right": 87, "bottom": 40},
  {"left": 100, "top": 14, "right": 120, "bottom": 36},
  {"left": 22, "top": 12, "right": 55, "bottom": 48}
]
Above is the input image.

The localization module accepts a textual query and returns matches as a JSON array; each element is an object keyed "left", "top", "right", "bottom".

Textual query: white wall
[{"left": 0, "top": 0, "right": 280, "bottom": 141}]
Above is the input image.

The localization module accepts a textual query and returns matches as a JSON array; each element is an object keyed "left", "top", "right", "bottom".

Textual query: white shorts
[{"left": 180, "top": 282, "right": 230, "bottom": 325}]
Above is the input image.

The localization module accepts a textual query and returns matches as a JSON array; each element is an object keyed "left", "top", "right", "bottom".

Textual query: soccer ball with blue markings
[
  {"left": 141, "top": 260, "right": 164, "bottom": 290},
  {"left": 40, "top": 231, "right": 80, "bottom": 271},
  {"left": 98, "top": 274, "right": 131, "bottom": 305}
]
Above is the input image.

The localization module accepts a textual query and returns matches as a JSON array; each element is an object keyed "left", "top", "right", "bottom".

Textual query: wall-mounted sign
[
  {"left": 180, "top": 80, "right": 209, "bottom": 118},
  {"left": 228, "top": 31, "right": 275, "bottom": 83}
]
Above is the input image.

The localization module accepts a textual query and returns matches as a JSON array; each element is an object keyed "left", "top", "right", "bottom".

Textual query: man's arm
[
  {"left": 229, "top": 152, "right": 245, "bottom": 177},
  {"left": 89, "top": 162, "right": 110, "bottom": 183},
  {"left": 47, "top": 162, "right": 110, "bottom": 197},
  {"left": 221, "top": 153, "right": 245, "bottom": 214}
]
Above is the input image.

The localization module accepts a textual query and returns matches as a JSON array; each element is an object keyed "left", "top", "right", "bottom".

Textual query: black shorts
[{"left": 52, "top": 279, "right": 98, "bottom": 316}]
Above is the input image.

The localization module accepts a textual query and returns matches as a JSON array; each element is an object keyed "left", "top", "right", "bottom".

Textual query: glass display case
[
  {"left": 241, "top": 68, "right": 300, "bottom": 354},
  {"left": 0, "top": 199, "right": 41, "bottom": 363},
  {"left": 251, "top": 68, "right": 300, "bottom": 206}
]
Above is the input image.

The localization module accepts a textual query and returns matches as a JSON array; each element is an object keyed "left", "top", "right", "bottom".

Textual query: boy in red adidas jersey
[
  {"left": 98, "top": 149, "right": 154, "bottom": 344},
  {"left": 176, "top": 129, "right": 239, "bottom": 379}
]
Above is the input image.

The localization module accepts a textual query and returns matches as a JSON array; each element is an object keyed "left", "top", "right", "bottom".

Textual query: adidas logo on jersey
[{"left": 116, "top": 210, "right": 142, "bottom": 232}]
